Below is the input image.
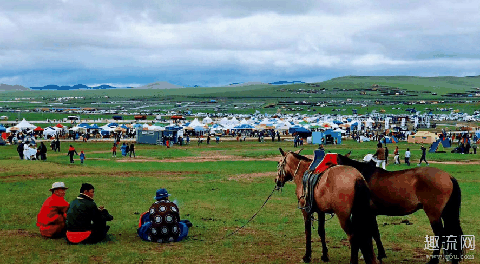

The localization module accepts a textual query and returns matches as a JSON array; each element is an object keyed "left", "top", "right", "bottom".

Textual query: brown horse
[
  {"left": 337, "top": 154, "right": 463, "bottom": 264},
  {"left": 276, "top": 148, "right": 378, "bottom": 264}
]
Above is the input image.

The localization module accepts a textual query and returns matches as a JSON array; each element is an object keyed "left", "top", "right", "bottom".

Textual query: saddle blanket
[
  {"left": 313, "top": 153, "right": 338, "bottom": 174},
  {"left": 301, "top": 153, "right": 338, "bottom": 213}
]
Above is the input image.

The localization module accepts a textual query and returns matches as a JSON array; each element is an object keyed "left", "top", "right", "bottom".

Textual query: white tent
[
  {"left": 219, "top": 117, "right": 229, "bottom": 126},
  {"left": 188, "top": 118, "right": 204, "bottom": 128},
  {"left": 203, "top": 116, "right": 213, "bottom": 124},
  {"left": 16, "top": 119, "right": 36, "bottom": 130},
  {"left": 43, "top": 127, "right": 61, "bottom": 139},
  {"left": 230, "top": 117, "right": 239, "bottom": 126},
  {"left": 240, "top": 118, "right": 250, "bottom": 125}
]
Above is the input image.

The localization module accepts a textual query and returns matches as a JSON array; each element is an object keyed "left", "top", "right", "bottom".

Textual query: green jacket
[{"left": 66, "top": 194, "right": 105, "bottom": 232}]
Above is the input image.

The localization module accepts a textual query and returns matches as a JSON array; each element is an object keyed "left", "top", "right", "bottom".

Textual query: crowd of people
[
  {"left": 372, "top": 143, "right": 429, "bottom": 168},
  {"left": 112, "top": 142, "right": 136, "bottom": 157},
  {"left": 36, "top": 182, "right": 190, "bottom": 244}
]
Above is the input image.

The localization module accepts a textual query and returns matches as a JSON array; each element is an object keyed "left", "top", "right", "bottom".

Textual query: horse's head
[{"left": 276, "top": 148, "right": 295, "bottom": 188}]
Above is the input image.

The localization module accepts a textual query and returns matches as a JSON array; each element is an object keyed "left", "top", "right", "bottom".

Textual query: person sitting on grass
[
  {"left": 36, "top": 182, "right": 70, "bottom": 238},
  {"left": 137, "top": 188, "right": 192, "bottom": 243},
  {"left": 66, "top": 183, "right": 113, "bottom": 244}
]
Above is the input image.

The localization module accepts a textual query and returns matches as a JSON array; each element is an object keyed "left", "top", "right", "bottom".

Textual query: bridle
[
  {"left": 277, "top": 151, "right": 303, "bottom": 186},
  {"left": 277, "top": 151, "right": 336, "bottom": 221}
]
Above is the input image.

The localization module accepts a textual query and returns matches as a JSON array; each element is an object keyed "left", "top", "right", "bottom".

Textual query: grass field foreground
[{"left": 0, "top": 140, "right": 479, "bottom": 263}]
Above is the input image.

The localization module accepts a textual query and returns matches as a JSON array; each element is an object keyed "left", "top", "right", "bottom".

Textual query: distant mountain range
[
  {"left": 29, "top": 84, "right": 127, "bottom": 90},
  {"left": 229, "top": 81, "right": 305, "bottom": 86},
  {"left": 5, "top": 80, "right": 304, "bottom": 91},
  {"left": 29, "top": 82, "right": 185, "bottom": 90},
  {"left": 0, "top": 84, "right": 29, "bottom": 91},
  {"left": 134, "top": 81, "right": 184, "bottom": 89}
]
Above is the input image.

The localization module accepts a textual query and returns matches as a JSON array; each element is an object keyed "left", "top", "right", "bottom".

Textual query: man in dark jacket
[
  {"left": 17, "top": 142, "right": 24, "bottom": 160},
  {"left": 418, "top": 144, "right": 429, "bottom": 166},
  {"left": 66, "top": 183, "right": 113, "bottom": 244}
]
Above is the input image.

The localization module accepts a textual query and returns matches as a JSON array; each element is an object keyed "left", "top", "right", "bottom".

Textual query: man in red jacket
[{"left": 36, "top": 182, "right": 69, "bottom": 238}]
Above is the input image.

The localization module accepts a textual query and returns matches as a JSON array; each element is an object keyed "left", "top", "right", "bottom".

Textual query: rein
[{"left": 191, "top": 186, "right": 278, "bottom": 243}]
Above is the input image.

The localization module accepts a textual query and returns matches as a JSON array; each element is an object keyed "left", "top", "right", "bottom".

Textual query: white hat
[{"left": 50, "top": 182, "right": 68, "bottom": 191}]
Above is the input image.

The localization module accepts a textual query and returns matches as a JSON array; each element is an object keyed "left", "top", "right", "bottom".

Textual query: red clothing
[{"left": 37, "top": 194, "right": 69, "bottom": 237}]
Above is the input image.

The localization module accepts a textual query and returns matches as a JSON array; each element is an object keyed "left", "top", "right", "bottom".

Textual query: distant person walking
[
  {"left": 112, "top": 143, "right": 117, "bottom": 157},
  {"left": 67, "top": 145, "right": 78, "bottom": 164},
  {"left": 17, "top": 142, "right": 24, "bottom": 160},
  {"left": 405, "top": 148, "right": 411, "bottom": 166},
  {"left": 418, "top": 145, "right": 429, "bottom": 166},
  {"left": 120, "top": 143, "right": 128, "bottom": 156},
  {"left": 38, "top": 142, "right": 48, "bottom": 161},
  {"left": 129, "top": 144, "right": 135, "bottom": 158},
  {"left": 373, "top": 142, "right": 386, "bottom": 169},
  {"left": 393, "top": 146, "right": 400, "bottom": 164},
  {"left": 55, "top": 138, "right": 61, "bottom": 152},
  {"left": 80, "top": 151, "right": 85, "bottom": 164}
]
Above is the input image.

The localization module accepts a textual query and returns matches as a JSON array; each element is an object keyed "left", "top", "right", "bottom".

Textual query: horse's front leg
[
  {"left": 317, "top": 213, "right": 329, "bottom": 262},
  {"left": 303, "top": 210, "right": 312, "bottom": 263}
]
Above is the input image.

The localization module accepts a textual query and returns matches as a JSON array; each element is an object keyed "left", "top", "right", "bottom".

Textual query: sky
[{"left": 1, "top": 0, "right": 480, "bottom": 88}]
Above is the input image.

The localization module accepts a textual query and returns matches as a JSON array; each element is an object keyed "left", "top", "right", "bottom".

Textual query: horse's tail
[
  {"left": 442, "top": 177, "right": 464, "bottom": 260},
  {"left": 351, "top": 178, "right": 376, "bottom": 263}
]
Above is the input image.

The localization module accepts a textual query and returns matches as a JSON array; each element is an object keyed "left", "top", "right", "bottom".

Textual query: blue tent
[
  {"left": 89, "top": 124, "right": 100, "bottom": 129},
  {"left": 194, "top": 126, "right": 206, "bottom": 132},
  {"left": 233, "top": 124, "right": 254, "bottom": 129},
  {"left": 133, "top": 124, "right": 143, "bottom": 128},
  {"left": 0, "top": 125, "right": 6, "bottom": 132},
  {"left": 333, "top": 120, "right": 343, "bottom": 124},
  {"left": 120, "top": 125, "right": 128, "bottom": 129},
  {"left": 78, "top": 123, "right": 90, "bottom": 128},
  {"left": 107, "top": 123, "right": 119, "bottom": 127},
  {"left": 312, "top": 130, "right": 342, "bottom": 145},
  {"left": 289, "top": 127, "right": 312, "bottom": 137}
]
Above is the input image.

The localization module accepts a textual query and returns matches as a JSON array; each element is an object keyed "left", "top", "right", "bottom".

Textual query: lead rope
[{"left": 191, "top": 186, "right": 278, "bottom": 243}]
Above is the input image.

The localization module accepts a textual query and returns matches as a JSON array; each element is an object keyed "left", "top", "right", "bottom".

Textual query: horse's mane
[
  {"left": 337, "top": 154, "right": 378, "bottom": 182},
  {"left": 290, "top": 151, "right": 312, "bottom": 162}
]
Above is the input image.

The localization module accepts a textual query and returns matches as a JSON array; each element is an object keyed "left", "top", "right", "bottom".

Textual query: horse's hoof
[
  {"left": 302, "top": 256, "right": 311, "bottom": 263},
  {"left": 321, "top": 255, "right": 329, "bottom": 262},
  {"left": 378, "top": 252, "right": 387, "bottom": 261}
]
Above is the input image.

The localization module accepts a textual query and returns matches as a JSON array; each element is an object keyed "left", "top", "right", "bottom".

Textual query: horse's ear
[
  {"left": 279, "top": 148, "right": 285, "bottom": 156},
  {"left": 295, "top": 148, "right": 303, "bottom": 155}
]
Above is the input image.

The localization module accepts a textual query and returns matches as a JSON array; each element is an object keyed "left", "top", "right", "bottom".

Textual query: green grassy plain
[
  {"left": 3, "top": 76, "right": 480, "bottom": 116},
  {"left": 0, "top": 139, "right": 479, "bottom": 263}
]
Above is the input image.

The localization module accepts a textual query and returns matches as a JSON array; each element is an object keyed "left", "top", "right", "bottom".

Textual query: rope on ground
[{"left": 190, "top": 186, "right": 278, "bottom": 243}]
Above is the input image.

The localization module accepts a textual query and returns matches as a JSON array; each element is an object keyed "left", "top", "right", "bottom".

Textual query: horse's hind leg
[
  {"left": 372, "top": 218, "right": 387, "bottom": 262},
  {"left": 317, "top": 213, "right": 329, "bottom": 262},
  {"left": 427, "top": 219, "right": 443, "bottom": 264},
  {"left": 303, "top": 211, "right": 312, "bottom": 263},
  {"left": 337, "top": 214, "right": 359, "bottom": 264}
]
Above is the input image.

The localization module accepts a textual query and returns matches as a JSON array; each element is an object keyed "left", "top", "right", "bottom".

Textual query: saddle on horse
[{"left": 301, "top": 151, "right": 338, "bottom": 213}]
